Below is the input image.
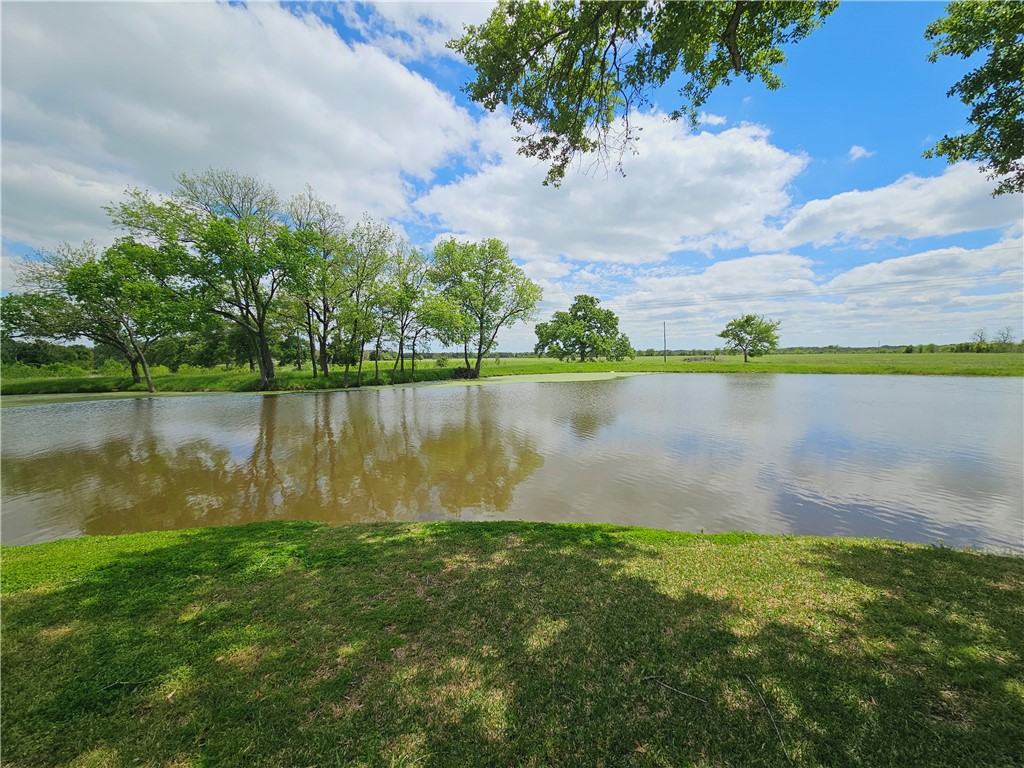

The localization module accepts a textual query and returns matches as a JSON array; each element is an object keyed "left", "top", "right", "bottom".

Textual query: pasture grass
[
  {"left": 479, "top": 352, "right": 1024, "bottom": 377},
  {"left": 2, "top": 521, "right": 1022, "bottom": 767}
]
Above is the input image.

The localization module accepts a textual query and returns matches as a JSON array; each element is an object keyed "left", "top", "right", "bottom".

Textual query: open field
[
  {"left": 481, "top": 352, "right": 1024, "bottom": 377},
  {"left": 2, "top": 521, "right": 1022, "bottom": 767},
  {"left": 1, "top": 353, "right": 1021, "bottom": 403}
]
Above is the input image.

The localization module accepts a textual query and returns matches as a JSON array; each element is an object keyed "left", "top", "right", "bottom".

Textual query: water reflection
[
  {"left": 0, "top": 389, "right": 545, "bottom": 540},
  {"left": 2, "top": 375, "right": 1021, "bottom": 552}
]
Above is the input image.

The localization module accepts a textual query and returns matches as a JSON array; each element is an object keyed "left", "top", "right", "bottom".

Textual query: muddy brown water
[{"left": 2, "top": 374, "right": 1021, "bottom": 552}]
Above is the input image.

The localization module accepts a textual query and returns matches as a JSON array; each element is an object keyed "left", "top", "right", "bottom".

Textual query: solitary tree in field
[
  {"left": 718, "top": 314, "right": 780, "bottom": 362},
  {"left": 534, "top": 294, "right": 632, "bottom": 361}
]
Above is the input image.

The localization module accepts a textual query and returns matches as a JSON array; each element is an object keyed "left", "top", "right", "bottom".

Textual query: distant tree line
[{"left": 1, "top": 169, "right": 542, "bottom": 391}]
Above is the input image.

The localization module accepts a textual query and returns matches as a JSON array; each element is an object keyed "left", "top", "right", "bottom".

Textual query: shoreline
[{"left": 3, "top": 353, "right": 1022, "bottom": 408}]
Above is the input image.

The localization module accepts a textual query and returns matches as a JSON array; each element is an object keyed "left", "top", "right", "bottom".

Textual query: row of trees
[{"left": 3, "top": 170, "right": 543, "bottom": 391}]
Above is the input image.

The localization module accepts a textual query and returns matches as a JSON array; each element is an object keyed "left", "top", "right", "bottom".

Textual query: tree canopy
[
  {"left": 450, "top": 0, "right": 837, "bottom": 185},
  {"left": 13, "top": 240, "right": 193, "bottom": 391},
  {"left": 925, "top": 1, "right": 1024, "bottom": 195},
  {"left": 431, "top": 238, "right": 543, "bottom": 376},
  {"left": 534, "top": 294, "right": 633, "bottom": 361},
  {"left": 718, "top": 314, "right": 780, "bottom": 362}
]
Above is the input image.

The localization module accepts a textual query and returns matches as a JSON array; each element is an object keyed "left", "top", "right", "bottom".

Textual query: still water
[{"left": 2, "top": 374, "right": 1021, "bottom": 552}]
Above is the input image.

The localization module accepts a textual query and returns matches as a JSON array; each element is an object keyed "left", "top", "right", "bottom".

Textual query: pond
[{"left": 2, "top": 374, "right": 1021, "bottom": 553}]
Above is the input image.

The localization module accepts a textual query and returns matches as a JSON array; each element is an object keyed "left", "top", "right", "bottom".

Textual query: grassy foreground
[
  {"left": 3, "top": 522, "right": 1022, "bottom": 767},
  {"left": 1, "top": 352, "right": 1021, "bottom": 400}
]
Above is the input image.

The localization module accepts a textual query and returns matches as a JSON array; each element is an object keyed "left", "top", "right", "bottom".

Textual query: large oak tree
[{"left": 451, "top": 0, "right": 837, "bottom": 185}]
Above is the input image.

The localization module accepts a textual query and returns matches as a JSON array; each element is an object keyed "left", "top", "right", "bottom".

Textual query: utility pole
[{"left": 663, "top": 322, "right": 667, "bottom": 362}]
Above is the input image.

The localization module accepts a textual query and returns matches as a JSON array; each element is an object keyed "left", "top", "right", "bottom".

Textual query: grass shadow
[{"left": 2, "top": 524, "right": 1022, "bottom": 766}]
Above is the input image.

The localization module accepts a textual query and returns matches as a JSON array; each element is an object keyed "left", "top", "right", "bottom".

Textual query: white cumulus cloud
[
  {"left": 1, "top": 2, "right": 476, "bottom": 250},
  {"left": 415, "top": 112, "right": 808, "bottom": 266},
  {"left": 752, "top": 163, "right": 1023, "bottom": 251}
]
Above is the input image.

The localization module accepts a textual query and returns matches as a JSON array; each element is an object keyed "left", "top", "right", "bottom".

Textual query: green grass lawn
[{"left": 3, "top": 521, "right": 1022, "bottom": 767}]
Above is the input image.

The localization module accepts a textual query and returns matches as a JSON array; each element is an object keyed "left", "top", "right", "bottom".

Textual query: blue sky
[{"left": 2, "top": 1, "right": 1021, "bottom": 351}]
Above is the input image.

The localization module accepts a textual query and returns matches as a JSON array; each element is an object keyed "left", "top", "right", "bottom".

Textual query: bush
[
  {"left": 98, "top": 359, "right": 128, "bottom": 376},
  {"left": 42, "top": 363, "right": 92, "bottom": 378},
  {"left": 1, "top": 362, "right": 49, "bottom": 379},
  {"left": 450, "top": 366, "right": 478, "bottom": 379},
  {"left": 435, "top": 356, "right": 449, "bottom": 368}
]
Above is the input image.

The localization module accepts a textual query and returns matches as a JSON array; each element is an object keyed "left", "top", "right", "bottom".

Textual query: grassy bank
[
  {"left": 1, "top": 352, "right": 1021, "bottom": 400},
  {"left": 3, "top": 521, "right": 1022, "bottom": 767}
]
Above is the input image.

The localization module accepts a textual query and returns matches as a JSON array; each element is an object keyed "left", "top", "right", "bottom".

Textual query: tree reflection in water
[{"left": 1, "top": 389, "right": 545, "bottom": 542}]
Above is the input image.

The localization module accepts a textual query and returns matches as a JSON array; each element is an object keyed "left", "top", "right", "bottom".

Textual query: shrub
[
  {"left": 98, "top": 359, "right": 128, "bottom": 376},
  {"left": 435, "top": 356, "right": 448, "bottom": 368},
  {"left": 450, "top": 366, "right": 478, "bottom": 379},
  {"left": 42, "top": 363, "right": 91, "bottom": 378},
  {"left": 1, "top": 362, "right": 46, "bottom": 379}
]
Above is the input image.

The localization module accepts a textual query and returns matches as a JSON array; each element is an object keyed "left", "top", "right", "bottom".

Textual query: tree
[
  {"left": 534, "top": 294, "right": 632, "bottom": 361},
  {"left": 994, "top": 326, "right": 1015, "bottom": 347},
  {"left": 337, "top": 214, "right": 396, "bottom": 387},
  {"left": 451, "top": 0, "right": 837, "bottom": 185},
  {"left": 285, "top": 187, "right": 350, "bottom": 377},
  {"left": 109, "top": 169, "right": 294, "bottom": 390},
  {"left": 383, "top": 245, "right": 432, "bottom": 381},
  {"left": 431, "top": 238, "right": 543, "bottom": 377},
  {"left": 924, "top": 1, "right": 1024, "bottom": 195},
  {"left": 15, "top": 240, "right": 191, "bottom": 391},
  {"left": 717, "top": 314, "right": 780, "bottom": 362}
]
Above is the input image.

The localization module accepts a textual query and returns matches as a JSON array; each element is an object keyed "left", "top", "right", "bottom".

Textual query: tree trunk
[
  {"left": 410, "top": 332, "right": 418, "bottom": 383},
  {"left": 306, "top": 305, "right": 318, "bottom": 378},
  {"left": 463, "top": 341, "right": 470, "bottom": 370},
  {"left": 319, "top": 297, "right": 331, "bottom": 376},
  {"left": 743, "top": 348, "right": 748, "bottom": 363},
  {"left": 319, "top": 335, "right": 329, "bottom": 377},
  {"left": 129, "top": 357, "right": 142, "bottom": 384},
  {"left": 256, "top": 330, "right": 276, "bottom": 390},
  {"left": 295, "top": 338, "right": 302, "bottom": 370},
  {"left": 139, "top": 356, "right": 155, "bottom": 393},
  {"left": 128, "top": 338, "right": 155, "bottom": 393},
  {"left": 374, "top": 326, "right": 384, "bottom": 384},
  {"left": 343, "top": 320, "right": 359, "bottom": 387},
  {"left": 475, "top": 322, "right": 487, "bottom": 376}
]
